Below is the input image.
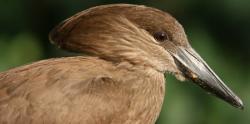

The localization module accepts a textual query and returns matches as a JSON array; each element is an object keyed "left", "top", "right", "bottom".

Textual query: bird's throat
[{"left": 115, "top": 63, "right": 166, "bottom": 124}]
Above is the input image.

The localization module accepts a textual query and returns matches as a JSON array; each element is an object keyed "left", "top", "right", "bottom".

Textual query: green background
[{"left": 0, "top": 0, "right": 249, "bottom": 124}]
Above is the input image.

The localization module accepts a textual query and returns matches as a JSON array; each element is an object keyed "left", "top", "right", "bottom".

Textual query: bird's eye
[{"left": 153, "top": 31, "right": 169, "bottom": 42}]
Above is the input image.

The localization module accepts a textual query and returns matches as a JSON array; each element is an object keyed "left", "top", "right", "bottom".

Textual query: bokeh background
[{"left": 0, "top": 0, "right": 249, "bottom": 124}]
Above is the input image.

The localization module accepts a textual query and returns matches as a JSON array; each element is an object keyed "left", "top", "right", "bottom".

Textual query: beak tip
[
  {"left": 237, "top": 98, "right": 244, "bottom": 110},
  {"left": 232, "top": 96, "right": 244, "bottom": 110},
  {"left": 238, "top": 104, "right": 244, "bottom": 110}
]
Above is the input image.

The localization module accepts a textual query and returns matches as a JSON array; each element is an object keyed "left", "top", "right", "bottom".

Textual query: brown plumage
[{"left": 0, "top": 4, "right": 243, "bottom": 124}]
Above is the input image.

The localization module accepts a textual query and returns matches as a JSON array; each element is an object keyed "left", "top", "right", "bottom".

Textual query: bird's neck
[{"left": 114, "top": 61, "right": 166, "bottom": 123}]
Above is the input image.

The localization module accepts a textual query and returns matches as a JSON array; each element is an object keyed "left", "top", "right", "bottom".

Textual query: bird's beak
[{"left": 170, "top": 46, "right": 244, "bottom": 109}]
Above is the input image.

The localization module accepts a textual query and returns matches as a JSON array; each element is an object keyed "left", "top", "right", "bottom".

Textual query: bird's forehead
[
  {"left": 93, "top": 4, "right": 189, "bottom": 46},
  {"left": 129, "top": 8, "right": 188, "bottom": 46}
]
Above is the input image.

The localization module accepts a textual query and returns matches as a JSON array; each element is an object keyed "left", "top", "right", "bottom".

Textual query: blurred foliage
[
  {"left": 0, "top": 0, "right": 249, "bottom": 124},
  {"left": 0, "top": 33, "right": 43, "bottom": 70}
]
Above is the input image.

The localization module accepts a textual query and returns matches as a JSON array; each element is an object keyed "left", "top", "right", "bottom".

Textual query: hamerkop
[{"left": 0, "top": 4, "right": 243, "bottom": 124}]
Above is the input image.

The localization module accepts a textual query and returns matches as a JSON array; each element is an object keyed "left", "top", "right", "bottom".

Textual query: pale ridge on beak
[{"left": 170, "top": 46, "right": 244, "bottom": 109}]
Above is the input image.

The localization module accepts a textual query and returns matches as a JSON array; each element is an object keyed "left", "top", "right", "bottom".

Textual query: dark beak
[{"left": 171, "top": 46, "right": 244, "bottom": 109}]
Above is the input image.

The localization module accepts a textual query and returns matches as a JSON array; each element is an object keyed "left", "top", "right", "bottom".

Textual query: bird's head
[{"left": 49, "top": 4, "right": 243, "bottom": 109}]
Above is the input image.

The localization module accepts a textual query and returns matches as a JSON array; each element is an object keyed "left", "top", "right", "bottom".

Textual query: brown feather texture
[{"left": 0, "top": 3, "right": 243, "bottom": 124}]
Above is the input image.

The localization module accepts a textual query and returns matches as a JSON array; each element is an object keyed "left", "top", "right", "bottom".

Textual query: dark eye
[{"left": 153, "top": 31, "right": 169, "bottom": 42}]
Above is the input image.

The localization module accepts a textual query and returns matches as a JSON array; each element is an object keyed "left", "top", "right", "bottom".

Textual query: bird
[{"left": 0, "top": 4, "right": 243, "bottom": 124}]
